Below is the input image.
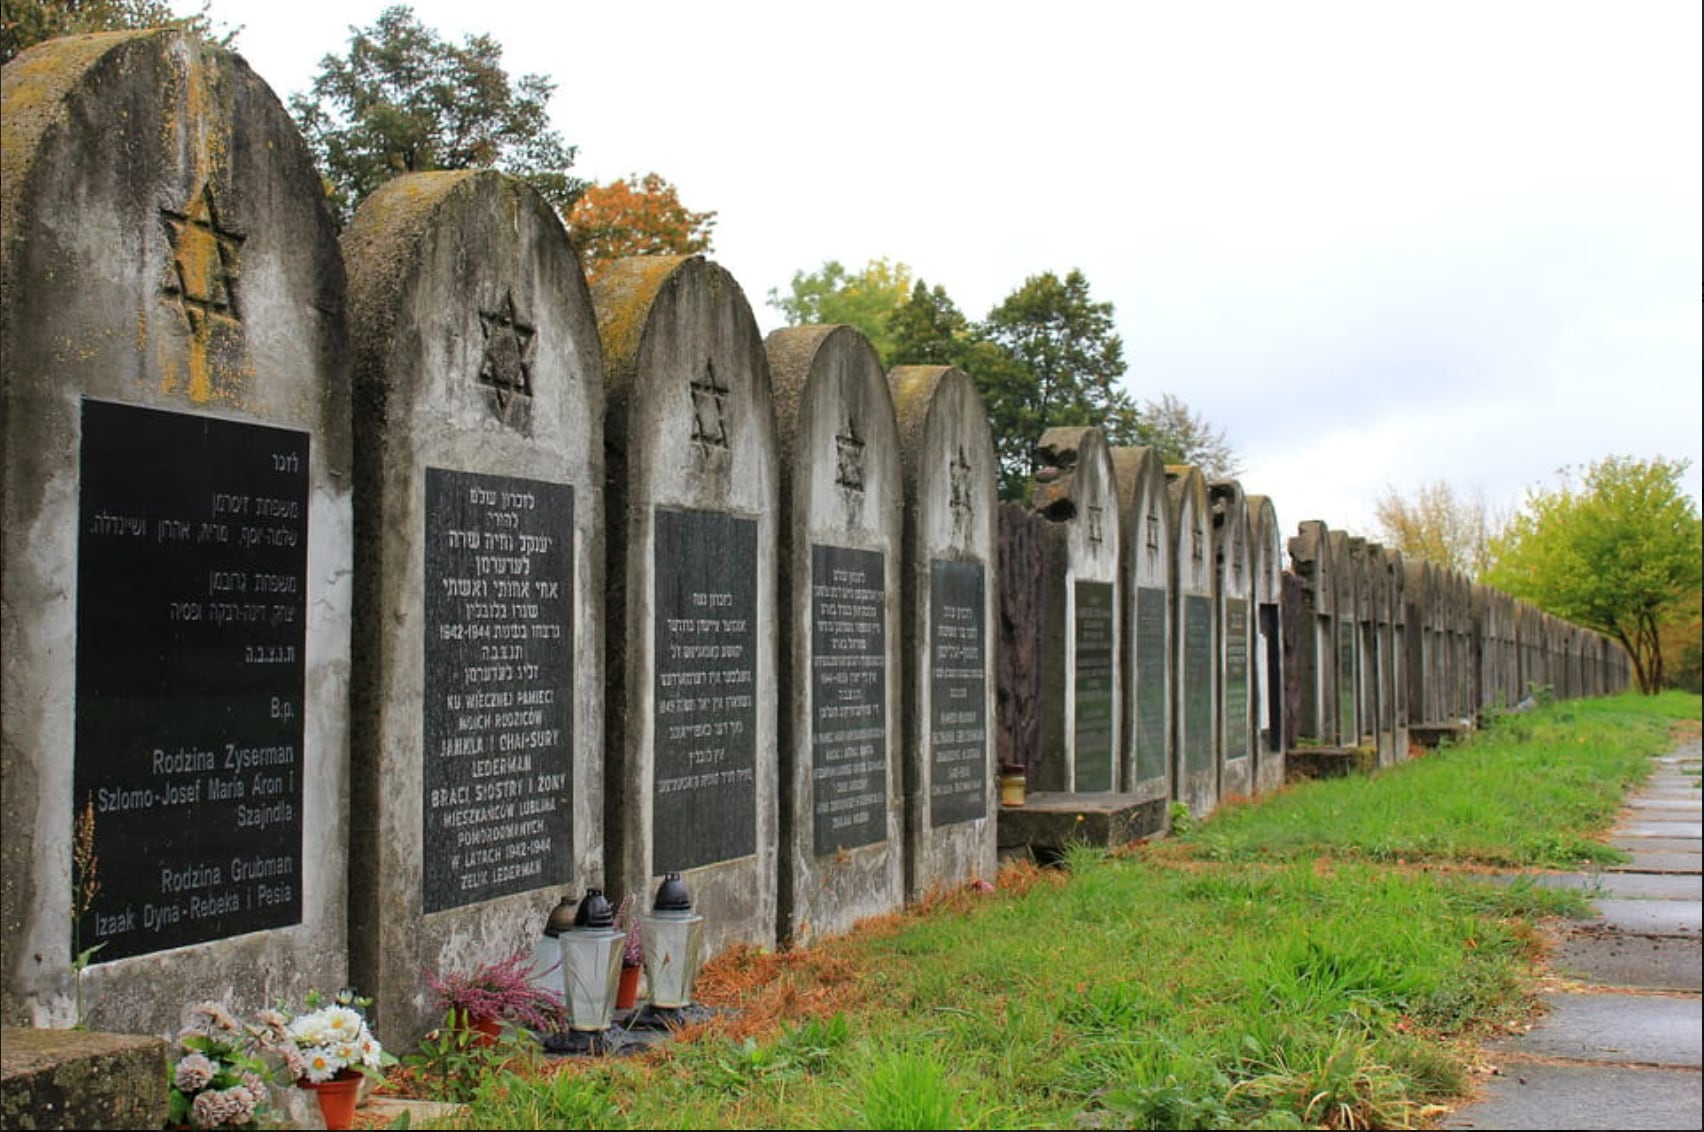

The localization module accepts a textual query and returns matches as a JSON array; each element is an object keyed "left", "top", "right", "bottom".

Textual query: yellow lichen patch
[{"left": 590, "top": 255, "right": 690, "bottom": 391}]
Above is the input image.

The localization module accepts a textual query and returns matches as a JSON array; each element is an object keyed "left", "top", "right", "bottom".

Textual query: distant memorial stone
[
  {"left": 890, "top": 366, "right": 997, "bottom": 901},
  {"left": 1183, "top": 594, "right": 1215, "bottom": 776},
  {"left": 1167, "top": 465, "right": 1216, "bottom": 816},
  {"left": 342, "top": 170, "right": 604, "bottom": 1045},
  {"left": 2, "top": 30, "right": 349, "bottom": 1034},
  {"left": 1073, "top": 581, "right": 1116, "bottom": 792},
  {"left": 1111, "top": 445, "right": 1172, "bottom": 803},
  {"left": 1133, "top": 586, "right": 1170, "bottom": 781},
  {"left": 593, "top": 256, "right": 778, "bottom": 958},
  {"left": 1246, "top": 494, "right": 1286, "bottom": 793}
]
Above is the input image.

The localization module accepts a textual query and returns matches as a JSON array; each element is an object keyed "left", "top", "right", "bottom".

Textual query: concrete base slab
[
  {"left": 1583, "top": 898, "right": 1702, "bottom": 935},
  {"left": 996, "top": 792, "right": 1168, "bottom": 858},
  {"left": 1442, "top": 1061, "right": 1703, "bottom": 1130},
  {"left": 1619, "top": 821, "right": 1702, "bottom": 839},
  {"left": 1489, "top": 993, "right": 1701, "bottom": 1067},
  {"left": 1512, "top": 870, "right": 1701, "bottom": 901},
  {"left": 1551, "top": 934, "right": 1704, "bottom": 992},
  {"left": 1607, "top": 852, "right": 1702, "bottom": 873},
  {"left": 1612, "top": 835, "right": 1701, "bottom": 853}
]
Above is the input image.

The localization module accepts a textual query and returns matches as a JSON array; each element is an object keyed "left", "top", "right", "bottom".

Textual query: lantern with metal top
[
  {"left": 528, "top": 891, "right": 577, "bottom": 1012},
  {"left": 561, "top": 888, "right": 626, "bottom": 1033},
  {"left": 642, "top": 872, "right": 705, "bottom": 1010}
]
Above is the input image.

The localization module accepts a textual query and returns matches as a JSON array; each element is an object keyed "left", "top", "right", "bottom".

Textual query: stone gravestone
[
  {"left": 1, "top": 31, "right": 350, "bottom": 1034},
  {"left": 1110, "top": 447, "right": 1172, "bottom": 813},
  {"left": 1404, "top": 559, "right": 1437, "bottom": 730},
  {"left": 1031, "top": 428, "right": 1121, "bottom": 793},
  {"left": 1386, "top": 548, "right": 1408, "bottom": 760},
  {"left": 1286, "top": 521, "right": 1337, "bottom": 747},
  {"left": 592, "top": 256, "right": 778, "bottom": 958},
  {"left": 1210, "top": 480, "right": 1252, "bottom": 799},
  {"left": 341, "top": 170, "right": 605, "bottom": 1044},
  {"left": 889, "top": 366, "right": 998, "bottom": 901},
  {"left": 1366, "top": 543, "right": 1396, "bottom": 766},
  {"left": 764, "top": 325, "right": 903, "bottom": 946},
  {"left": 1166, "top": 466, "right": 1216, "bottom": 817},
  {"left": 1328, "top": 530, "right": 1360, "bottom": 746},
  {"left": 1246, "top": 494, "right": 1285, "bottom": 792}
]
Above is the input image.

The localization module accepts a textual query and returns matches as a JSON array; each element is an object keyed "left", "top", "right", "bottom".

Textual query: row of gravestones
[
  {"left": 1287, "top": 521, "right": 1632, "bottom": 760},
  {"left": 0, "top": 31, "right": 1631, "bottom": 1051}
]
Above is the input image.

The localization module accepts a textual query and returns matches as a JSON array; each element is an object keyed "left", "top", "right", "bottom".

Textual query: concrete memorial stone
[
  {"left": 341, "top": 171, "right": 604, "bottom": 1043},
  {"left": 995, "top": 503, "right": 1046, "bottom": 784},
  {"left": 1404, "top": 559, "right": 1438, "bottom": 728},
  {"left": 1110, "top": 447, "right": 1172, "bottom": 807},
  {"left": 592, "top": 255, "right": 778, "bottom": 958},
  {"left": 765, "top": 325, "right": 903, "bottom": 945},
  {"left": 1246, "top": 494, "right": 1285, "bottom": 793},
  {"left": 1386, "top": 548, "right": 1409, "bottom": 760},
  {"left": 1032, "top": 428, "right": 1121, "bottom": 793},
  {"left": 1328, "top": 530, "right": 1359, "bottom": 746},
  {"left": 1166, "top": 466, "right": 1216, "bottom": 817},
  {"left": 889, "top": 366, "right": 997, "bottom": 901},
  {"left": 1286, "top": 521, "right": 1338, "bottom": 747},
  {"left": 1210, "top": 480, "right": 1252, "bottom": 798},
  {"left": 1, "top": 31, "right": 349, "bottom": 1033}
]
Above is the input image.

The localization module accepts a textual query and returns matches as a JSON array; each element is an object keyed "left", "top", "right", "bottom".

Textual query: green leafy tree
[
  {"left": 1484, "top": 455, "right": 1701, "bottom": 694},
  {"left": 1373, "top": 478, "right": 1502, "bottom": 578},
  {"left": 980, "top": 269, "right": 1140, "bottom": 498},
  {"left": 767, "top": 258, "right": 912, "bottom": 364},
  {"left": 1133, "top": 392, "right": 1243, "bottom": 481},
  {"left": 289, "top": 4, "right": 580, "bottom": 225},
  {"left": 887, "top": 279, "right": 974, "bottom": 367},
  {"left": 2, "top": 0, "right": 233, "bottom": 64}
]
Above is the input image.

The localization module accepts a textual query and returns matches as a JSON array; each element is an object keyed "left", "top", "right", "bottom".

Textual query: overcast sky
[{"left": 192, "top": 0, "right": 1702, "bottom": 539}]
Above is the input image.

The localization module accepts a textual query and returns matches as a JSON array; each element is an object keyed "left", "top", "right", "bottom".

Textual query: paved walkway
[{"left": 1444, "top": 739, "right": 1702, "bottom": 1130}]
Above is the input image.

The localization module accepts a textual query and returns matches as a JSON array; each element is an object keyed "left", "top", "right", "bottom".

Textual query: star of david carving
[
  {"left": 1087, "top": 504, "right": 1105, "bottom": 545},
  {"left": 690, "top": 359, "right": 730, "bottom": 451},
  {"left": 1145, "top": 510, "right": 1160, "bottom": 554},
  {"left": 834, "top": 417, "right": 866, "bottom": 493},
  {"left": 1191, "top": 527, "right": 1205, "bottom": 564},
  {"left": 477, "top": 289, "right": 535, "bottom": 406},
  {"left": 160, "top": 182, "right": 243, "bottom": 335},
  {"left": 948, "top": 447, "right": 973, "bottom": 524}
]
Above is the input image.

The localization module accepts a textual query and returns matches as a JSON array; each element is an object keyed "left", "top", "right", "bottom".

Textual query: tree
[
  {"left": 566, "top": 171, "right": 715, "bottom": 280},
  {"left": 1133, "top": 393, "right": 1242, "bottom": 481},
  {"left": 2, "top": 0, "right": 233, "bottom": 64},
  {"left": 1483, "top": 455, "right": 1701, "bottom": 694},
  {"left": 766, "top": 258, "right": 912, "bottom": 364},
  {"left": 288, "top": 5, "right": 580, "bottom": 225},
  {"left": 1372, "top": 479, "right": 1502, "bottom": 577},
  {"left": 979, "top": 269, "right": 1140, "bottom": 498}
]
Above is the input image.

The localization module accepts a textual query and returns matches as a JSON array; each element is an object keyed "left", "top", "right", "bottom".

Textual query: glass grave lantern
[
  {"left": 642, "top": 872, "right": 705, "bottom": 1010},
  {"left": 561, "top": 888, "right": 626, "bottom": 1033},
  {"left": 528, "top": 891, "right": 577, "bottom": 1011}
]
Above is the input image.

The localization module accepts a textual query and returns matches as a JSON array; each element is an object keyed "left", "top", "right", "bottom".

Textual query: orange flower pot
[
  {"left": 616, "top": 962, "right": 642, "bottom": 1010},
  {"left": 300, "top": 1070, "right": 362, "bottom": 1130}
]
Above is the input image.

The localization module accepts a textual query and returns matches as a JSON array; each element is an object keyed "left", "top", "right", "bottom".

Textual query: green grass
[{"left": 409, "top": 691, "right": 1697, "bottom": 1130}]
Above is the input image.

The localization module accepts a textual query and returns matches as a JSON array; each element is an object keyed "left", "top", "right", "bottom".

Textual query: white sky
[{"left": 191, "top": 0, "right": 1702, "bottom": 538}]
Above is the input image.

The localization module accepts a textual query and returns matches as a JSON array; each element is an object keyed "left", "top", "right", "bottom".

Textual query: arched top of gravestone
[
  {"left": 1403, "top": 556, "right": 1432, "bottom": 608},
  {"left": 1385, "top": 546, "right": 1406, "bottom": 625},
  {"left": 1246, "top": 494, "right": 1283, "bottom": 601},
  {"left": 341, "top": 169, "right": 602, "bottom": 444},
  {"left": 1031, "top": 426, "right": 1118, "bottom": 575},
  {"left": 1208, "top": 479, "right": 1249, "bottom": 600},
  {"left": 590, "top": 254, "right": 774, "bottom": 511},
  {"left": 1288, "top": 519, "right": 1333, "bottom": 595},
  {"left": 1365, "top": 544, "right": 1390, "bottom": 622},
  {"left": 1164, "top": 465, "right": 1212, "bottom": 595},
  {"left": 888, "top": 365, "right": 997, "bottom": 557},
  {"left": 1328, "top": 530, "right": 1357, "bottom": 613},
  {"left": 2, "top": 29, "right": 344, "bottom": 424},
  {"left": 1109, "top": 446, "right": 1170, "bottom": 588}
]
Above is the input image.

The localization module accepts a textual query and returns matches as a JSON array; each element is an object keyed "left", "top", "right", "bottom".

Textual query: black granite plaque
[
  {"left": 72, "top": 400, "right": 308, "bottom": 962},
  {"left": 422, "top": 469, "right": 574, "bottom": 913},
  {"left": 929, "top": 559, "right": 986, "bottom": 826},
  {"left": 1134, "top": 587, "right": 1169, "bottom": 783},
  {"left": 1072, "top": 581, "right": 1115, "bottom": 792},
  {"left": 810, "top": 545, "right": 887, "bottom": 855},
  {"left": 1337, "top": 619, "right": 1357, "bottom": 742},
  {"left": 1183, "top": 594, "right": 1213, "bottom": 776},
  {"left": 653, "top": 508, "right": 758, "bottom": 870},
  {"left": 1223, "top": 598, "right": 1249, "bottom": 760}
]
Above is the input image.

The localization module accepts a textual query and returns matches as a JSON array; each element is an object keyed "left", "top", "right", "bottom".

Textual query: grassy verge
[{"left": 390, "top": 691, "right": 1699, "bottom": 1130}]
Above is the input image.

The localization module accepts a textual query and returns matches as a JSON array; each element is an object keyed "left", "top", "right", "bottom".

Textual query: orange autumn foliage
[{"left": 567, "top": 172, "right": 716, "bottom": 281}]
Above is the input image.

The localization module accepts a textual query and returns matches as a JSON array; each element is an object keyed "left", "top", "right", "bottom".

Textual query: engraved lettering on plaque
[
  {"left": 1223, "top": 598, "right": 1249, "bottom": 759},
  {"left": 689, "top": 359, "right": 730, "bottom": 452},
  {"left": 1183, "top": 594, "right": 1213, "bottom": 776},
  {"left": 1134, "top": 586, "right": 1169, "bottom": 782},
  {"left": 811, "top": 545, "right": 887, "bottom": 854},
  {"left": 929, "top": 559, "right": 986, "bottom": 826},
  {"left": 477, "top": 289, "right": 536, "bottom": 407}
]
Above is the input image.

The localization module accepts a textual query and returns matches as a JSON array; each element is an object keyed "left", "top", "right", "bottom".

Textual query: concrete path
[{"left": 1444, "top": 739, "right": 1702, "bottom": 1130}]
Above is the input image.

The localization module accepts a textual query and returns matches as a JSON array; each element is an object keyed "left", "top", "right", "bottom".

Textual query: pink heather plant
[{"left": 425, "top": 946, "right": 566, "bottom": 1032}]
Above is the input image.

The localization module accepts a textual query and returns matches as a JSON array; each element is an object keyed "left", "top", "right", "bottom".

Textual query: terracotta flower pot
[
  {"left": 300, "top": 1070, "right": 362, "bottom": 1130},
  {"left": 616, "top": 962, "right": 642, "bottom": 1010}
]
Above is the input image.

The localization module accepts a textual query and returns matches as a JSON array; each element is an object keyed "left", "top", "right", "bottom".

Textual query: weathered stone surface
[
  {"left": 1110, "top": 446, "right": 1171, "bottom": 803},
  {"left": 2, "top": 30, "right": 350, "bottom": 1033},
  {"left": 1211, "top": 479, "right": 1252, "bottom": 798},
  {"left": 0, "top": 1027, "right": 167, "bottom": 1130},
  {"left": 1246, "top": 493, "right": 1286, "bottom": 792},
  {"left": 995, "top": 792, "right": 1167, "bottom": 859},
  {"left": 765, "top": 325, "right": 903, "bottom": 946},
  {"left": 997, "top": 504, "right": 1046, "bottom": 782},
  {"left": 593, "top": 255, "right": 778, "bottom": 958},
  {"left": 1167, "top": 465, "right": 1217, "bottom": 818},
  {"left": 889, "top": 366, "right": 998, "bottom": 902},
  {"left": 341, "top": 170, "right": 605, "bottom": 1046}
]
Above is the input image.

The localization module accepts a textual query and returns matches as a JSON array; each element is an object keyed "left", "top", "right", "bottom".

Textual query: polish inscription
[
  {"left": 810, "top": 545, "right": 887, "bottom": 855},
  {"left": 653, "top": 508, "right": 757, "bottom": 870},
  {"left": 73, "top": 400, "right": 307, "bottom": 962},
  {"left": 1183, "top": 594, "right": 1214, "bottom": 776},
  {"left": 1133, "top": 587, "right": 1169, "bottom": 783},
  {"left": 1223, "top": 598, "right": 1249, "bottom": 759},
  {"left": 929, "top": 560, "right": 987, "bottom": 826},
  {"left": 423, "top": 469, "right": 573, "bottom": 912},
  {"left": 1072, "top": 581, "right": 1115, "bottom": 792}
]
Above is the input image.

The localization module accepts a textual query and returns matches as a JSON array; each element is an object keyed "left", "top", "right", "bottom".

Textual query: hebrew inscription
[
  {"left": 422, "top": 468, "right": 573, "bottom": 913},
  {"left": 73, "top": 400, "right": 307, "bottom": 962},
  {"left": 810, "top": 545, "right": 887, "bottom": 855},
  {"left": 1223, "top": 598, "right": 1249, "bottom": 759},
  {"left": 929, "top": 559, "right": 987, "bottom": 826}
]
